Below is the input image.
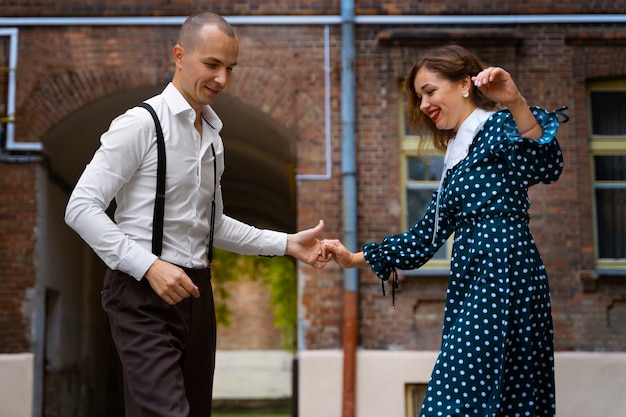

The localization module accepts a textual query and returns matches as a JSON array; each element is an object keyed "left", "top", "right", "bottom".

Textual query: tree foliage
[{"left": 211, "top": 247, "right": 297, "bottom": 353}]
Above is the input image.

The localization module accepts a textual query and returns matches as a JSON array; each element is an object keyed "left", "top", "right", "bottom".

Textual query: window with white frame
[
  {"left": 400, "top": 91, "right": 451, "bottom": 273},
  {"left": 589, "top": 81, "right": 626, "bottom": 271}
]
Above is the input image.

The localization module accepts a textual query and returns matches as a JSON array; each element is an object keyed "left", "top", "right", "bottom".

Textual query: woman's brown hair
[{"left": 404, "top": 44, "right": 499, "bottom": 153}]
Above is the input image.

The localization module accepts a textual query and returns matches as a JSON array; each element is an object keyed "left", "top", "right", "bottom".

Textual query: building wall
[
  {"left": 298, "top": 350, "right": 626, "bottom": 417},
  {"left": 1, "top": 1, "right": 626, "bottom": 415},
  {"left": 0, "top": 353, "right": 33, "bottom": 417},
  {"left": 301, "top": 23, "right": 626, "bottom": 353},
  {"left": 0, "top": 163, "right": 36, "bottom": 353}
]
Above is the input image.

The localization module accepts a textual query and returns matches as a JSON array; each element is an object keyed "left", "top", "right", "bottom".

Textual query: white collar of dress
[{"left": 443, "top": 107, "right": 495, "bottom": 173}]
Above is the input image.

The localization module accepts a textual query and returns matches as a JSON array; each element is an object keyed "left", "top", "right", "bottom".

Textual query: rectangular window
[
  {"left": 590, "top": 91, "right": 626, "bottom": 135},
  {"left": 402, "top": 153, "right": 448, "bottom": 264},
  {"left": 405, "top": 383, "right": 427, "bottom": 417},
  {"left": 589, "top": 82, "right": 626, "bottom": 270},
  {"left": 400, "top": 89, "right": 451, "bottom": 273}
]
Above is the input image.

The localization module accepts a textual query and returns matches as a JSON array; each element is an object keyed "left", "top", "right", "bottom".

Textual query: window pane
[
  {"left": 590, "top": 91, "right": 626, "bottom": 135},
  {"left": 407, "top": 155, "right": 443, "bottom": 181},
  {"left": 406, "top": 187, "right": 446, "bottom": 260},
  {"left": 407, "top": 187, "right": 435, "bottom": 226},
  {"left": 595, "top": 188, "right": 626, "bottom": 259},
  {"left": 595, "top": 155, "right": 626, "bottom": 180},
  {"left": 404, "top": 117, "right": 413, "bottom": 136}
]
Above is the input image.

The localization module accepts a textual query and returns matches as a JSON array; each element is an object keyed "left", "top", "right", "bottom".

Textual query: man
[{"left": 65, "top": 11, "right": 326, "bottom": 417}]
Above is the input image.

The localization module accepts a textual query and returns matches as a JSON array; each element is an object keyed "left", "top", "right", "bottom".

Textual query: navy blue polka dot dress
[{"left": 363, "top": 107, "right": 565, "bottom": 417}]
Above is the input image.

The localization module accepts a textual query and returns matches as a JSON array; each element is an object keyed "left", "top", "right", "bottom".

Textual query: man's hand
[
  {"left": 144, "top": 259, "right": 200, "bottom": 305},
  {"left": 285, "top": 219, "right": 331, "bottom": 269}
]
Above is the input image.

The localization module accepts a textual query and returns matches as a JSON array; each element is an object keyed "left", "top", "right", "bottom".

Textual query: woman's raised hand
[{"left": 472, "top": 66, "right": 525, "bottom": 108}]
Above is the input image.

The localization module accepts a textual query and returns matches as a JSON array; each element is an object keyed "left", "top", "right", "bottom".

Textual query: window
[
  {"left": 400, "top": 90, "right": 451, "bottom": 273},
  {"left": 405, "top": 383, "right": 427, "bottom": 417},
  {"left": 589, "top": 81, "right": 626, "bottom": 271}
]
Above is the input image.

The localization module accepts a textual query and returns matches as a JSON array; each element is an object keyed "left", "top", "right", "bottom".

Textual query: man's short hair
[{"left": 177, "top": 12, "right": 237, "bottom": 51}]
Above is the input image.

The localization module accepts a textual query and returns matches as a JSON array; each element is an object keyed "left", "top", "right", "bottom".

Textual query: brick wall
[
  {"left": 299, "top": 21, "right": 626, "bottom": 351},
  {"left": 2, "top": 2, "right": 626, "bottom": 357},
  {"left": 0, "top": 163, "right": 37, "bottom": 352},
  {"left": 1, "top": 1, "right": 624, "bottom": 17}
]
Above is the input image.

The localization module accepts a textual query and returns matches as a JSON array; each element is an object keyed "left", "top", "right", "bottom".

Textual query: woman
[{"left": 323, "top": 45, "right": 567, "bottom": 416}]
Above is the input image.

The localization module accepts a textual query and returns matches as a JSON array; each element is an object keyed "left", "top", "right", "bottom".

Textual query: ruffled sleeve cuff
[
  {"left": 363, "top": 241, "right": 394, "bottom": 281},
  {"left": 504, "top": 105, "right": 568, "bottom": 144},
  {"left": 494, "top": 106, "right": 568, "bottom": 185}
]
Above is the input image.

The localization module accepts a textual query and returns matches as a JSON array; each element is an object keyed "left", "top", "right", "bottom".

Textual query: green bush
[{"left": 211, "top": 248, "right": 297, "bottom": 353}]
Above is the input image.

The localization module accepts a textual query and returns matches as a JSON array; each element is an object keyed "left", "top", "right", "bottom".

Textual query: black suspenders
[
  {"left": 137, "top": 103, "right": 166, "bottom": 256},
  {"left": 206, "top": 142, "right": 217, "bottom": 266},
  {"left": 137, "top": 102, "right": 217, "bottom": 264}
]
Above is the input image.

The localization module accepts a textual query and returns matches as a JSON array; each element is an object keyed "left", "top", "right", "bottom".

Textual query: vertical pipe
[
  {"left": 342, "top": 291, "right": 358, "bottom": 417},
  {"left": 340, "top": 1, "right": 358, "bottom": 417},
  {"left": 2, "top": 28, "right": 42, "bottom": 153}
]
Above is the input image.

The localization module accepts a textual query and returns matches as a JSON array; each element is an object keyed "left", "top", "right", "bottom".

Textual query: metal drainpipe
[{"left": 340, "top": 1, "right": 358, "bottom": 417}]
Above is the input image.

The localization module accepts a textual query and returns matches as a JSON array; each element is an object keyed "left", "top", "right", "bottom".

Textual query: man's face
[{"left": 173, "top": 24, "right": 239, "bottom": 110}]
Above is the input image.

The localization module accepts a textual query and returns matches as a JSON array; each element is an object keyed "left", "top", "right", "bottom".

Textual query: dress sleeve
[
  {"left": 362, "top": 193, "right": 453, "bottom": 282},
  {"left": 492, "top": 106, "right": 566, "bottom": 185}
]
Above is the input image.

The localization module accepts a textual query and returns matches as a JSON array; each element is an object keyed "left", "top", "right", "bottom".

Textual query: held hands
[
  {"left": 286, "top": 221, "right": 367, "bottom": 269},
  {"left": 286, "top": 219, "right": 333, "bottom": 269},
  {"left": 321, "top": 239, "right": 367, "bottom": 269},
  {"left": 146, "top": 220, "right": 331, "bottom": 305},
  {"left": 144, "top": 259, "right": 200, "bottom": 305}
]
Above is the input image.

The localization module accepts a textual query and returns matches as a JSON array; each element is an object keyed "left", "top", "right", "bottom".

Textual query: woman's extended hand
[{"left": 322, "top": 239, "right": 368, "bottom": 269}]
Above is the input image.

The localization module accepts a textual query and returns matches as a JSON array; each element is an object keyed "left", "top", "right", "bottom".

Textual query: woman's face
[{"left": 413, "top": 67, "right": 474, "bottom": 132}]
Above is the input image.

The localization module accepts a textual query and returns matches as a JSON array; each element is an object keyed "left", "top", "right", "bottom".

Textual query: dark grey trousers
[{"left": 102, "top": 266, "right": 216, "bottom": 417}]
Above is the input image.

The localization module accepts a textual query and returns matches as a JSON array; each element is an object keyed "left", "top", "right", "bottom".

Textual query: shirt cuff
[
  {"left": 119, "top": 243, "right": 159, "bottom": 281},
  {"left": 260, "top": 230, "right": 288, "bottom": 256}
]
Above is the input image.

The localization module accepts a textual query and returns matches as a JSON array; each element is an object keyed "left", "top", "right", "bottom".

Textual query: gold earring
[{"left": 462, "top": 91, "right": 469, "bottom": 98}]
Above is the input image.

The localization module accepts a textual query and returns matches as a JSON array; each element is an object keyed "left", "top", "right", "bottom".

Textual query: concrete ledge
[
  {"left": 213, "top": 350, "right": 293, "bottom": 399},
  {"left": 299, "top": 350, "right": 626, "bottom": 417},
  {"left": 5, "top": 350, "right": 626, "bottom": 416},
  {"left": 555, "top": 351, "right": 626, "bottom": 417},
  {"left": 0, "top": 353, "right": 33, "bottom": 417}
]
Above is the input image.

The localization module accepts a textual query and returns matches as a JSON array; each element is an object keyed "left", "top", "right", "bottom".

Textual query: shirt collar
[{"left": 162, "top": 83, "right": 224, "bottom": 132}]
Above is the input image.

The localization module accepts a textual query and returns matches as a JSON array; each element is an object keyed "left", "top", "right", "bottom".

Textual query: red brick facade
[
  {"left": 1, "top": 1, "right": 626, "bottom": 411},
  {"left": 0, "top": 163, "right": 37, "bottom": 352}
]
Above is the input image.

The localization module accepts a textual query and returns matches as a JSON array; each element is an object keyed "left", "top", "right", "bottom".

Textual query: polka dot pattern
[{"left": 363, "top": 107, "right": 564, "bottom": 416}]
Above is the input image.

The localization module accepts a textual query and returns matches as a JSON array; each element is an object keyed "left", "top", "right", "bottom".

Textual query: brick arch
[
  {"left": 16, "top": 66, "right": 162, "bottom": 143},
  {"left": 20, "top": 64, "right": 327, "bottom": 168},
  {"left": 34, "top": 65, "right": 302, "bottom": 232},
  {"left": 230, "top": 65, "right": 324, "bottom": 129},
  {"left": 227, "top": 65, "right": 327, "bottom": 175}
]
